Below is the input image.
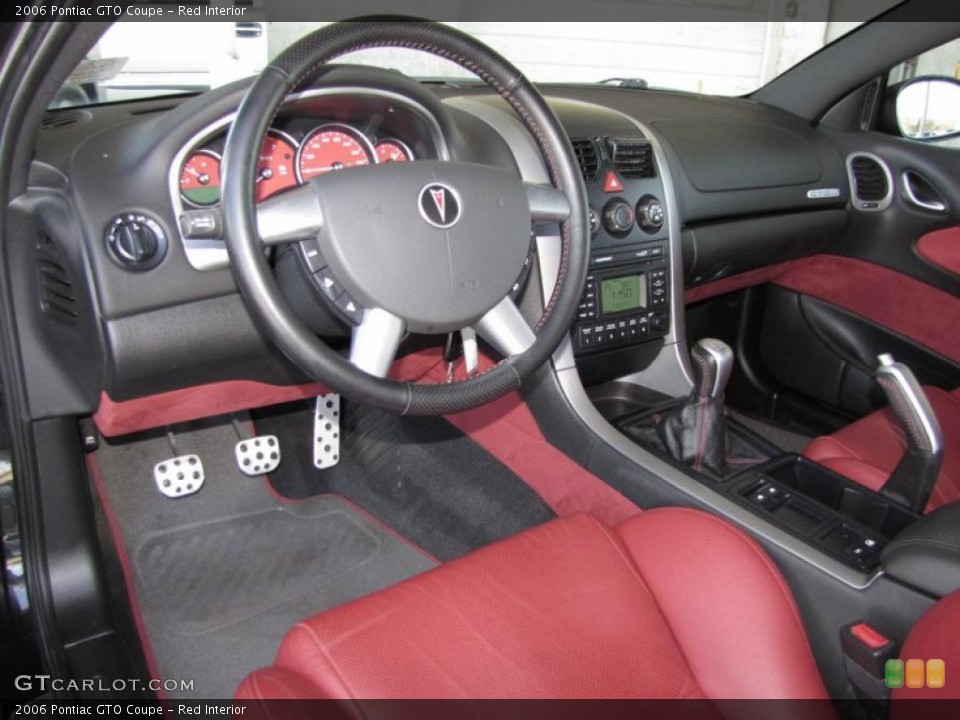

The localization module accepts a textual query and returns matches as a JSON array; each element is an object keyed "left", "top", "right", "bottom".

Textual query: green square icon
[{"left": 886, "top": 659, "right": 905, "bottom": 689}]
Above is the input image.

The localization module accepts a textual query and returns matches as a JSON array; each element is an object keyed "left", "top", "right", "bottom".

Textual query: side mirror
[{"left": 896, "top": 77, "right": 960, "bottom": 141}]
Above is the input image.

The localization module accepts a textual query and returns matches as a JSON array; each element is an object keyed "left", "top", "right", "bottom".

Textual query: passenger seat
[{"left": 804, "top": 386, "right": 960, "bottom": 513}]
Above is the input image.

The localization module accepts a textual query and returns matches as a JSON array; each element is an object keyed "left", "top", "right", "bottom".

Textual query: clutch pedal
[
  {"left": 235, "top": 435, "right": 281, "bottom": 477},
  {"left": 313, "top": 393, "right": 341, "bottom": 470},
  {"left": 154, "top": 455, "right": 205, "bottom": 499}
]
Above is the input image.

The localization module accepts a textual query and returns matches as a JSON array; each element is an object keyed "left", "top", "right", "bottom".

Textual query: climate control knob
[
  {"left": 602, "top": 198, "right": 634, "bottom": 236},
  {"left": 637, "top": 195, "right": 665, "bottom": 233}
]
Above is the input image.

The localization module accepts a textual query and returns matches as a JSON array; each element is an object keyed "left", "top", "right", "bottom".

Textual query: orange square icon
[
  {"left": 927, "top": 659, "right": 946, "bottom": 689},
  {"left": 906, "top": 659, "right": 926, "bottom": 688}
]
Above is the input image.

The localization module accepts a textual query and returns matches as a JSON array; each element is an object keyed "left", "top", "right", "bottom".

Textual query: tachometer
[
  {"left": 256, "top": 131, "right": 299, "bottom": 202},
  {"left": 179, "top": 150, "right": 221, "bottom": 207},
  {"left": 297, "top": 124, "right": 374, "bottom": 181},
  {"left": 374, "top": 139, "right": 413, "bottom": 163}
]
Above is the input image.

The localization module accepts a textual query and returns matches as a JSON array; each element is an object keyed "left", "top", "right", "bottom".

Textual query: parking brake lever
[{"left": 876, "top": 354, "right": 944, "bottom": 513}]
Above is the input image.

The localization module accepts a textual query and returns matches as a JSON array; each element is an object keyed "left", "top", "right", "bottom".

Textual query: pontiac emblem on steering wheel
[{"left": 419, "top": 183, "right": 462, "bottom": 229}]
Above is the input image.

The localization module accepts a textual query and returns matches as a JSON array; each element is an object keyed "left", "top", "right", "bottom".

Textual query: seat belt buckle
[{"left": 840, "top": 621, "right": 898, "bottom": 703}]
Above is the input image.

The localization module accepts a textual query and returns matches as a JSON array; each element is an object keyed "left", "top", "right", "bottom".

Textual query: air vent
[
  {"left": 608, "top": 138, "right": 655, "bottom": 178},
  {"left": 41, "top": 110, "right": 90, "bottom": 130},
  {"left": 571, "top": 138, "right": 599, "bottom": 181},
  {"left": 37, "top": 237, "right": 78, "bottom": 323},
  {"left": 847, "top": 153, "right": 892, "bottom": 212}
]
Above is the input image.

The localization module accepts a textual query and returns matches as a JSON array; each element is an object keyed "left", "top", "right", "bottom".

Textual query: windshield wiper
[{"left": 600, "top": 78, "right": 649, "bottom": 89}]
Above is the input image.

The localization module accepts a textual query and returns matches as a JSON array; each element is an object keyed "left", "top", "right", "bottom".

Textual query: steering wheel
[{"left": 221, "top": 22, "right": 588, "bottom": 415}]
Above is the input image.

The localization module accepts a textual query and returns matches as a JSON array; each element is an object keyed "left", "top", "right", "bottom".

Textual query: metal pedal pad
[
  {"left": 154, "top": 455, "right": 205, "bottom": 499},
  {"left": 235, "top": 435, "right": 281, "bottom": 476},
  {"left": 313, "top": 393, "right": 341, "bottom": 470}
]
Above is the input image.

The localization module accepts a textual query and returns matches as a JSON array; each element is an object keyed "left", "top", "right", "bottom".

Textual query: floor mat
[
  {"left": 253, "top": 400, "right": 557, "bottom": 562},
  {"left": 91, "top": 417, "right": 437, "bottom": 700}
]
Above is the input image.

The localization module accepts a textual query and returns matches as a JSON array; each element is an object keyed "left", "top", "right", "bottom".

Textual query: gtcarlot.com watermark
[{"left": 14, "top": 675, "right": 194, "bottom": 694}]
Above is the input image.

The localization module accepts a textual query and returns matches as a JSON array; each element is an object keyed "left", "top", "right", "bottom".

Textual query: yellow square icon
[
  {"left": 906, "top": 659, "right": 926, "bottom": 688},
  {"left": 927, "top": 659, "right": 946, "bottom": 689}
]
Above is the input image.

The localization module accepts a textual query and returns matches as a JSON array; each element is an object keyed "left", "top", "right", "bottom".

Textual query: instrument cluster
[{"left": 178, "top": 122, "right": 416, "bottom": 207}]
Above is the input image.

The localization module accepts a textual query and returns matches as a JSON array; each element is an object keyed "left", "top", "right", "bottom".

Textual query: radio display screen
[{"left": 600, "top": 274, "right": 646, "bottom": 315}]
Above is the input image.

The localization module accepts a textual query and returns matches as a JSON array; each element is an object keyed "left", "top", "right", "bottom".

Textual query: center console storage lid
[{"left": 882, "top": 504, "right": 960, "bottom": 598}]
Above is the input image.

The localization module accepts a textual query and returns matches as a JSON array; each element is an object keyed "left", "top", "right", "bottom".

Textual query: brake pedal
[
  {"left": 313, "top": 393, "right": 341, "bottom": 469},
  {"left": 235, "top": 436, "right": 281, "bottom": 477},
  {"left": 154, "top": 455, "right": 205, "bottom": 499}
]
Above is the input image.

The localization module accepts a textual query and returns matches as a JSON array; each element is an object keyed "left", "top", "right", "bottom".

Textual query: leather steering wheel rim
[{"left": 221, "top": 21, "right": 588, "bottom": 415}]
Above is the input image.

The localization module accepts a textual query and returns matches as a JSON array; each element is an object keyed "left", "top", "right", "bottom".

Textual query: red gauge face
[
  {"left": 374, "top": 139, "right": 413, "bottom": 163},
  {"left": 179, "top": 151, "right": 222, "bottom": 206},
  {"left": 297, "top": 126, "right": 373, "bottom": 180},
  {"left": 256, "top": 133, "right": 299, "bottom": 202}
]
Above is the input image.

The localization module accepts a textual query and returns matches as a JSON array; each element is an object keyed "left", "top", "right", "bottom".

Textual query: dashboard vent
[
  {"left": 608, "top": 138, "right": 655, "bottom": 178},
  {"left": 847, "top": 153, "right": 892, "bottom": 212},
  {"left": 37, "top": 237, "right": 78, "bottom": 323},
  {"left": 571, "top": 138, "right": 599, "bottom": 181},
  {"left": 41, "top": 110, "right": 89, "bottom": 130}
]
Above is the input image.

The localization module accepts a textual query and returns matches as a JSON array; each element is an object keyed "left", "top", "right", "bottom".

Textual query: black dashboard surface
[{"left": 29, "top": 67, "right": 851, "bottom": 405}]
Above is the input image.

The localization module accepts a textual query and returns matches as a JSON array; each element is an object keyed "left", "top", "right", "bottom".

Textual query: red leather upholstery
[
  {"left": 804, "top": 387, "right": 960, "bottom": 513},
  {"left": 892, "top": 591, "right": 960, "bottom": 703},
  {"left": 236, "top": 509, "right": 829, "bottom": 700}
]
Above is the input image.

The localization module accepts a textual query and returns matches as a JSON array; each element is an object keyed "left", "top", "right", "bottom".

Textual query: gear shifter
[
  {"left": 657, "top": 338, "right": 734, "bottom": 477},
  {"left": 690, "top": 338, "right": 734, "bottom": 401}
]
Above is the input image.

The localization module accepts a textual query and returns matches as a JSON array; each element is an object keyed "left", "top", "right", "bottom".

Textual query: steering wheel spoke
[
  {"left": 349, "top": 308, "right": 407, "bottom": 378},
  {"left": 256, "top": 183, "right": 324, "bottom": 246},
  {"left": 525, "top": 183, "right": 571, "bottom": 223},
  {"left": 474, "top": 297, "right": 536, "bottom": 358}
]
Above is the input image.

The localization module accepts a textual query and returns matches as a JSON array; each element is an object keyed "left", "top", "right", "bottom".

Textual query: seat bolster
[
  {"left": 238, "top": 513, "right": 706, "bottom": 699},
  {"left": 802, "top": 444, "right": 891, "bottom": 494},
  {"left": 892, "top": 591, "right": 960, "bottom": 703},
  {"left": 615, "top": 508, "right": 830, "bottom": 702},
  {"left": 236, "top": 665, "right": 331, "bottom": 700},
  {"left": 803, "top": 387, "right": 960, "bottom": 512}
]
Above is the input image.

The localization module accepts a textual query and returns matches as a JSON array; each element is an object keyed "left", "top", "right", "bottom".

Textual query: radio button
[{"left": 579, "top": 326, "right": 595, "bottom": 348}]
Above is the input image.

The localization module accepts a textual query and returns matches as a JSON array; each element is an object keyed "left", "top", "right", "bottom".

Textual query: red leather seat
[
  {"left": 804, "top": 387, "right": 960, "bottom": 513},
  {"left": 892, "top": 590, "right": 960, "bottom": 704},
  {"left": 237, "top": 509, "right": 829, "bottom": 700}
]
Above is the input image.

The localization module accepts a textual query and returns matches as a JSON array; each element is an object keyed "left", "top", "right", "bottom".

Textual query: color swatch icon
[{"left": 886, "top": 659, "right": 946, "bottom": 689}]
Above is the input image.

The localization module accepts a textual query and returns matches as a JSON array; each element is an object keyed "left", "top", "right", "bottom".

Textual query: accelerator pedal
[
  {"left": 154, "top": 455, "right": 205, "bottom": 499},
  {"left": 313, "top": 393, "right": 341, "bottom": 470},
  {"left": 235, "top": 435, "right": 281, "bottom": 477}
]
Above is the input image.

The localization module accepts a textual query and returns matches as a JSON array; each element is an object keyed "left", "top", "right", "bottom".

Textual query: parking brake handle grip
[{"left": 876, "top": 354, "right": 944, "bottom": 513}]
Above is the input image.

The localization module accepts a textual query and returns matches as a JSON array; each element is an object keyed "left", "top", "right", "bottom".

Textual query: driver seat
[{"left": 236, "top": 509, "right": 830, "bottom": 700}]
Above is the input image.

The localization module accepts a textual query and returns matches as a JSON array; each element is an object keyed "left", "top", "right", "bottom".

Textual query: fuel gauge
[{"left": 374, "top": 139, "right": 414, "bottom": 163}]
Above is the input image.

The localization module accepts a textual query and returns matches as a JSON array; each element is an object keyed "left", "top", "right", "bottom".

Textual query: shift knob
[{"left": 691, "top": 338, "right": 734, "bottom": 400}]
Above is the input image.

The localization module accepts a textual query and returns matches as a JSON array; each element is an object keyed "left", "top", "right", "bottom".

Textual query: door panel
[
  {"left": 760, "top": 286, "right": 959, "bottom": 418},
  {"left": 758, "top": 131, "right": 960, "bottom": 418}
]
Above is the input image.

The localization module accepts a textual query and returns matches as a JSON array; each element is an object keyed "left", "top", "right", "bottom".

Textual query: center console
[
  {"left": 566, "top": 136, "right": 672, "bottom": 357},
  {"left": 717, "top": 455, "right": 918, "bottom": 572}
]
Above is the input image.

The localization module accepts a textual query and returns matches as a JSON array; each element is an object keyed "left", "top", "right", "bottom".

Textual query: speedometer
[{"left": 297, "top": 124, "right": 374, "bottom": 181}]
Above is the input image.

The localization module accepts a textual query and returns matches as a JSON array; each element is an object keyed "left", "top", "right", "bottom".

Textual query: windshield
[{"left": 57, "top": 21, "right": 869, "bottom": 109}]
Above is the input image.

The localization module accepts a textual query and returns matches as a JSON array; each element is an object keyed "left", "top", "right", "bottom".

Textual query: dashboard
[{"left": 25, "top": 65, "right": 852, "bottom": 410}]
